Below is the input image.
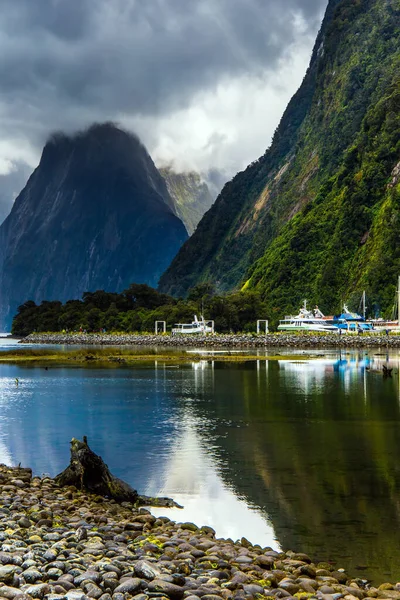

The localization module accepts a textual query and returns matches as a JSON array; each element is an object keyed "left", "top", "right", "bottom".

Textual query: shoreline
[
  {"left": 0, "top": 463, "right": 399, "bottom": 599},
  {"left": 19, "top": 332, "right": 400, "bottom": 349}
]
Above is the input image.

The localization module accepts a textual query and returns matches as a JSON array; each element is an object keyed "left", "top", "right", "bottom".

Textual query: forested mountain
[
  {"left": 159, "top": 167, "right": 214, "bottom": 234},
  {"left": 159, "top": 0, "right": 400, "bottom": 318},
  {"left": 0, "top": 123, "right": 188, "bottom": 330}
]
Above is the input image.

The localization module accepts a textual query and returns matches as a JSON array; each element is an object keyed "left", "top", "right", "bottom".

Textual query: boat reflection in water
[{"left": 276, "top": 353, "right": 372, "bottom": 396}]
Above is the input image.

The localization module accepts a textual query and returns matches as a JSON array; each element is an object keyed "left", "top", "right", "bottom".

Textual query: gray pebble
[{"left": 113, "top": 578, "right": 142, "bottom": 595}]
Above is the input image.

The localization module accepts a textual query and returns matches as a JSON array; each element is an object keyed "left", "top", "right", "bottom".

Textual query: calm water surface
[{"left": 1, "top": 340, "right": 400, "bottom": 583}]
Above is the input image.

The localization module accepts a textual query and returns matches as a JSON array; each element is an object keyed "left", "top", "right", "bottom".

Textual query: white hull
[
  {"left": 373, "top": 325, "right": 400, "bottom": 333},
  {"left": 278, "top": 322, "right": 338, "bottom": 333},
  {"left": 172, "top": 325, "right": 213, "bottom": 334},
  {"left": 172, "top": 315, "right": 214, "bottom": 335}
]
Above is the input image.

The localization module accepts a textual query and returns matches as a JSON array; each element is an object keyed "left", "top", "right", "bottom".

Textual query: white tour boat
[
  {"left": 172, "top": 315, "right": 214, "bottom": 335},
  {"left": 278, "top": 301, "right": 338, "bottom": 333}
]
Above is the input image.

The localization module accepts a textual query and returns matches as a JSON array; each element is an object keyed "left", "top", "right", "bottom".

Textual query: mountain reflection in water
[
  {"left": 149, "top": 411, "right": 279, "bottom": 547},
  {"left": 0, "top": 349, "right": 400, "bottom": 583}
]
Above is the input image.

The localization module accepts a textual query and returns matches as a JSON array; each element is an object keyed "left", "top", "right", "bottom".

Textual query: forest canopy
[{"left": 12, "top": 283, "right": 269, "bottom": 336}]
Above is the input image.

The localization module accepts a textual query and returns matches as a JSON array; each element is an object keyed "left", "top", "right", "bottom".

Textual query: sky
[{"left": 0, "top": 0, "right": 328, "bottom": 222}]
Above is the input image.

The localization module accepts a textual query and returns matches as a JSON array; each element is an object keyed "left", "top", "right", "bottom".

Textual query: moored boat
[
  {"left": 332, "top": 304, "right": 374, "bottom": 332},
  {"left": 172, "top": 315, "right": 214, "bottom": 335},
  {"left": 278, "top": 302, "right": 339, "bottom": 333}
]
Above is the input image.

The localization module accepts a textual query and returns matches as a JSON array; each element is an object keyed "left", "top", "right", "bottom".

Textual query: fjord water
[{"left": 1, "top": 346, "right": 400, "bottom": 583}]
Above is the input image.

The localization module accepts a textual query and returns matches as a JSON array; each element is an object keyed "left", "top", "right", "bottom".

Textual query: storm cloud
[{"left": 0, "top": 0, "right": 327, "bottom": 218}]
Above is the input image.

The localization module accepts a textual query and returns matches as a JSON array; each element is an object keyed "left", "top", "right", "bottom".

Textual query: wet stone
[
  {"left": 255, "top": 555, "right": 275, "bottom": 569},
  {"left": 298, "top": 564, "right": 317, "bottom": 578},
  {"left": 74, "top": 572, "right": 102, "bottom": 586},
  {"left": 242, "top": 584, "right": 264, "bottom": 596},
  {"left": 148, "top": 581, "right": 185, "bottom": 599},
  {"left": 21, "top": 560, "right": 37, "bottom": 570},
  {"left": 17, "top": 518, "right": 31, "bottom": 529},
  {"left": 55, "top": 580, "right": 75, "bottom": 592},
  {"left": 331, "top": 572, "right": 348, "bottom": 584},
  {"left": 22, "top": 583, "right": 50, "bottom": 599},
  {"left": 28, "top": 536, "right": 42, "bottom": 545},
  {"left": 344, "top": 588, "right": 365, "bottom": 599},
  {"left": 101, "top": 565, "right": 121, "bottom": 577},
  {"left": 44, "top": 534, "right": 62, "bottom": 542},
  {"left": 113, "top": 578, "right": 142, "bottom": 595},
  {"left": 22, "top": 569, "right": 43, "bottom": 583},
  {"left": 0, "top": 565, "right": 19, "bottom": 584},
  {"left": 48, "top": 568, "right": 64, "bottom": 579},
  {"left": 234, "top": 557, "right": 252, "bottom": 565},
  {"left": 84, "top": 583, "right": 103, "bottom": 599},
  {"left": 180, "top": 524, "right": 199, "bottom": 533},
  {"left": 273, "top": 591, "right": 291, "bottom": 598},
  {"left": 54, "top": 586, "right": 70, "bottom": 595},
  {"left": 319, "top": 586, "right": 336, "bottom": 594},
  {"left": 65, "top": 592, "right": 89, "bottom": 600},
  {"left": 134, "top": 561, "right": 161, "bottom": 580},
  {"left": 300, "top": 580, "right": 318, "bottom": 594},
  {"left": 0, "top": 587, "right": 27, "bottom": 599},
  {"left": 76, "top": 529, "right": 87, "bottom": 543},
  {"left": 278, "top": 580, "right": 301, "bottom": 595}
]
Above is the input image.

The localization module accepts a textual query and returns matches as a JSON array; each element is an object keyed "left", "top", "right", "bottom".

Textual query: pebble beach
[
  {"left": 19, "top": 332, "right": 400, "bottom": 349},
  {"left": 0, "top": 464, "right": 399, "bottom": 600}
]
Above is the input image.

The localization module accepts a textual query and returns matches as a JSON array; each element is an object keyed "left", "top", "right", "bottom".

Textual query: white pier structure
[
  {"left": 256, "top": 320, "right": 269, "bottom": 334},
  {"left": 155, "top": 321, "right": 166, "bottom": 334}
]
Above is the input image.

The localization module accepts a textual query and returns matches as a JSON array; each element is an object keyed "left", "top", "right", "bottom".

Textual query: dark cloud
[
  {"left": 0, "top": 0, "right": 325, "bottom": 117},
  {"left": 0, "top": 0, "right": 327, "bottom": 216}
]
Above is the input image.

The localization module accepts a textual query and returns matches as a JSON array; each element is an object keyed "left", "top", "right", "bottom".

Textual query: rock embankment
[
  {"left": 20, "top": 333, "right": 400, "bottom": 349},
  {"left": 0, "top": 464, "right": 399, "bottom": 600}
]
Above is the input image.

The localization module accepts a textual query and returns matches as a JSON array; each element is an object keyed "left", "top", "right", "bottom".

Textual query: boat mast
[
  {"left": 398, "top": 276, "right": 400, "bottom": 325},
  {"left": 362, "top": 291, "right": 366, "bottom": 320}
]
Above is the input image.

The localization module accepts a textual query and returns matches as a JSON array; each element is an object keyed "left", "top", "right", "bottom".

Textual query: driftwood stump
[
  {"left": 383, "top": 365, "right": 393, "bottom": 377},
  {"left": 55, "top": 437, "right": 182, "bottom": 508}
]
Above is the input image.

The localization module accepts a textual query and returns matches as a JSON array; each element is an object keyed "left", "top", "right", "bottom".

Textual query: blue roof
[{"left": 335, "top": 312, "right": 363, "bottom": 321}]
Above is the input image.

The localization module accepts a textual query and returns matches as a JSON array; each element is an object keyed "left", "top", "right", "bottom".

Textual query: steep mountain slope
[
  {"left": 159, "top": 167, "right": 214, "bottom": 234},
  {"left": 0, "top": 123, "right": 188, "bottom": 329},
  {"left": 159, "top": 0, "right": 400, "bottom": 317}
]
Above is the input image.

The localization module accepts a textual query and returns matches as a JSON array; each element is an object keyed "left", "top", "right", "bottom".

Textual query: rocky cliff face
[
  {"left": 0, "top": 123, "right": 188, "bottom": 329},
  {"left": 159, "top": 0, "right": 400, "bottom": 317},
  {"left": 159, "top": 167, "right": 214, "bottom": 235}
]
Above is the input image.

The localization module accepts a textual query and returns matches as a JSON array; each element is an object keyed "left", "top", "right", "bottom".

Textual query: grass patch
[{"left": 0, "top": 347, "right": 329, "bottom": 365}]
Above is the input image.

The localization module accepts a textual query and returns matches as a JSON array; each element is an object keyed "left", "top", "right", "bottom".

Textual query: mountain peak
[
  {"left": 159, "top": 166, "right": 214, "bottom": 235},
  {"left": 0, "top": 123, "right": 188, "bottom": 329}
]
